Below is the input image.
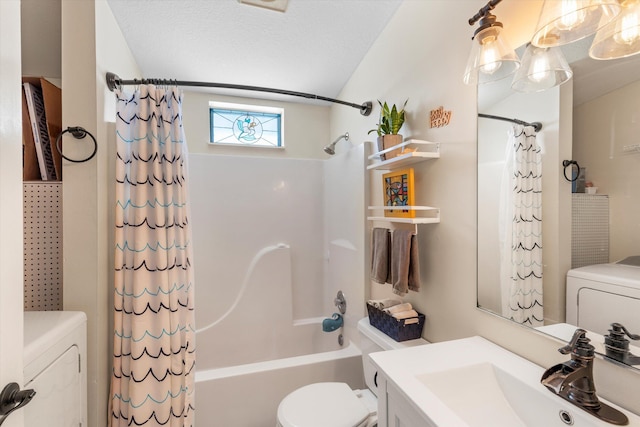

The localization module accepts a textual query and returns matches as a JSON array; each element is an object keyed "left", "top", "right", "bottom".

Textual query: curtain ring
[
  {"left": 562, "top": 160, "right": 580, "bottom": 182},
  {"left": 55, "top": 126, "right": 98, "bottom": 163}
]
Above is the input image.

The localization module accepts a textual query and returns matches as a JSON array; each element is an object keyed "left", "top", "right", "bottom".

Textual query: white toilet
[{"left": 276, "top": 317, "right": 428, "bottom": 427}]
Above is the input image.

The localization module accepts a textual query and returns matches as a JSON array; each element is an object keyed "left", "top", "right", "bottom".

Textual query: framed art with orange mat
[{"left": 382, "top": 168, "right": 415, "bottom": 218}]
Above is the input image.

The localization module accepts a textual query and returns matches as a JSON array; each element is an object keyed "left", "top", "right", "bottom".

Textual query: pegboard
[
  {"left": 572, "top": 194, "right": 609, "bottom": 269},
  {"left": 23, "top": 182, "right": 62, "bottom": 311}
]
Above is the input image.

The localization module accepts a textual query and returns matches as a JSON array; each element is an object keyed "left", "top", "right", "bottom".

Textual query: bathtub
[{"left": 194, "top": 336, "right": 364, "bottom": 426}]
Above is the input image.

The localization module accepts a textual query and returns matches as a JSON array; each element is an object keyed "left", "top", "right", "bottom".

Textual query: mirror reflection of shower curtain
[{"left": 499, "top": 125, "right": 543, "bottom": 326}]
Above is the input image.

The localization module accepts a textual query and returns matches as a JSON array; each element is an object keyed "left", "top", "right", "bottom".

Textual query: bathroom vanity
[{"left": 370, "top": 337, "right": 640, "bottom": 427}]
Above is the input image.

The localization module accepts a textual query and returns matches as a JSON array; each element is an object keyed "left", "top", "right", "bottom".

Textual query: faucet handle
[
  {"left": 559, "top": 328, "right": 594, "bottom": 358},
  {"left": 610, "top": 322, "right": 640, "bottom": 341},
  {"left": 605, "top": 323, "right": 640, "bottom": 364}
]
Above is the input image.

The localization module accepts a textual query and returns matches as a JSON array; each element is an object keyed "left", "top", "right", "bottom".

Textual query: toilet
[{"left": 276, "top": 317, "right": 428, "bottom": 427}]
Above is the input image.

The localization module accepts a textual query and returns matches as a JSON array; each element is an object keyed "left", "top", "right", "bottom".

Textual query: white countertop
[{"left": 370, "top": 336, "right": 640, "bottom": 427}]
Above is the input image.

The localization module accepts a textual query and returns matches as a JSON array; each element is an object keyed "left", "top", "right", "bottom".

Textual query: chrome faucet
[
  {"left": 541, "top": 328, "right": 629, "bottom": 425},
  {"left": 604, "top": 323, "right": 640, "bottom": 366}
]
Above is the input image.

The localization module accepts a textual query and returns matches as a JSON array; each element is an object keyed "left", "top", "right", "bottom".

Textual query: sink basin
[
  {"left": 370, "top": 336, "right": 640, "bottom": 427},
  {"left": 418, "top": 362, "right": 613, "bottom": 426}
]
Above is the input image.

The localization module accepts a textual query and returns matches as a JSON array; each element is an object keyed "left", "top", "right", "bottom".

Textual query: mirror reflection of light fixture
[
  {"left": 511, "top": 43, "right": 573, "bottom": 92},
  {"left": 531, "top": 0, "right": 621, "bottom": 48},
  {"left": 590, "top": 0, "right": 640, "bottom": 59},
  {"left": 463, "top": 1, "right": 520, "bottom": 85}
]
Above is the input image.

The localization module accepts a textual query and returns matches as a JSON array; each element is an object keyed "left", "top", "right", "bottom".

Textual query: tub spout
[{"left": 322, "top": 313, "right": 343, "bottom": 332}]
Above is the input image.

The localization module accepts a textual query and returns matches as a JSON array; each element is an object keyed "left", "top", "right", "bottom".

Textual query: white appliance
[
  {"left": 276, "top": 317, "right": 428, "bottom": 427},
  {"left": 566, "top": 259, "right": 640, "bottom": 336},
  {"left": 23, "top": 311, "right": 87, "bottom": 427}
]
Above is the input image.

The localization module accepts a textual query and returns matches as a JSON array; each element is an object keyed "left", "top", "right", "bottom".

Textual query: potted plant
[{"left": 368, "top": 99, "right": 408, "bottom": 159}]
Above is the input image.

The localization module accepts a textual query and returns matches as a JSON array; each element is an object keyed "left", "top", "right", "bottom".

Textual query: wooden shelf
[{"left": 367, "top": 139, "right": 439, "bottom": 170}]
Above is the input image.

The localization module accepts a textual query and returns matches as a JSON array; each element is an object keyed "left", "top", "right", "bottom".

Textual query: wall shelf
[
  {"left": 367, "top": 206, "right": 440, "bottom": 224},
  {"left": 367, "top": 139, "right": 439, "bottom": 170}
]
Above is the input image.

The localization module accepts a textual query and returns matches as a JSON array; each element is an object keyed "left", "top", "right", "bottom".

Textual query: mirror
[{"left": 477, "top": 37, "right": 640, "bottom": 369}]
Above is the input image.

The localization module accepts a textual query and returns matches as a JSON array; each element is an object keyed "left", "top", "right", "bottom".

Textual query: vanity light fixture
[
  {"left": 511, "top": 42, "right": 573, "bottom": 92},
  {"left": 463, "top": 0, "right": 520, "bottom": 85},
  {"left": 590, "top": 0, "right": 640, "bottom": 59},
  {"left": 531, "top": 0, "right": 621, "bottom": 48}
]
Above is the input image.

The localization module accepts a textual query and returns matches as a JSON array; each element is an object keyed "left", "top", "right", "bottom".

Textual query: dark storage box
[{"left": 366, "top": 303, "right": 425, "bottom": 342}]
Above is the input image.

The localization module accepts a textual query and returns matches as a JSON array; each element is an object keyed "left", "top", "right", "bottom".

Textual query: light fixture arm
[
  {"left": 473, "top": 12, "right": 503, "bottom": 39},
  {"left": 463, "top": 0, "right": 519, "bottom": 85},
  {"left": 468, "top": 0, "right": 504, "bottom": 26}
]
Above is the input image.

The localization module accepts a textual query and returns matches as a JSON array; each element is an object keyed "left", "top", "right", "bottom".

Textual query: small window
[{"left": 209, "top": 101, "right": 283, "bottom": 148}]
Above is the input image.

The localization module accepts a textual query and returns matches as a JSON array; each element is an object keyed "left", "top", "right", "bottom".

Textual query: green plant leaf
[{"left": 370, "top": 99, "right": 408, "bottom": 136}]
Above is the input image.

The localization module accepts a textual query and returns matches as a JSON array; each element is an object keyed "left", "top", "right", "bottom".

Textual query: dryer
[
  {"left": 23, "top": 311, "right": 87, "bottom": 427},
  {"left": 566, "top": 259, "right": 640, "bottom": 336}
]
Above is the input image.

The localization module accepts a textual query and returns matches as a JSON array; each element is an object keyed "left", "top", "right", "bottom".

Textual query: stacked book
[{"left": 22, "top": 77, "right": 62, "bottom": 181}]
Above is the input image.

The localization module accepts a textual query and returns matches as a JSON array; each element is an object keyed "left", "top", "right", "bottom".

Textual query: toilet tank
[
  {"left": 357, "top": 317, "right": 427, "bottom": 397},
  {"left": 566, "top": 261, "right": 640, "bottom": 336},
  {"left": 23, "top": 311, "right": 87, "bottom": 427}
]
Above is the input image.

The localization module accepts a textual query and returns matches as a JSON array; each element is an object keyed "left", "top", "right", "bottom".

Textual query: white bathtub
[{"left": 195, "top": 339, "right": 364, "bottom": 426}]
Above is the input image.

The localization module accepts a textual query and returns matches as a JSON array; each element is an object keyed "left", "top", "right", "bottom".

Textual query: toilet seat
[{"left": 277, "top": 382, "right": 370, "bottom": 427}]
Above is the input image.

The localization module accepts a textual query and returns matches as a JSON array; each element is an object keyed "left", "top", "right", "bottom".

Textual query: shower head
[{"left": 323, "top": 132, "right": 349, "bottom": 155}]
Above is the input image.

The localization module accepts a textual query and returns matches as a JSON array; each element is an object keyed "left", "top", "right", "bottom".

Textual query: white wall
[
  {"left": 332, "top": 0, "right": 640, "bottom": 414},
  {"left": 21, "top": 0, "right": 61, "bottom": 80},
  {"left": 62, "top": 1, "right": 140, "bottom": 425},
  {"left": 573, "top": 79, "right": 640, "bottom": 262}
]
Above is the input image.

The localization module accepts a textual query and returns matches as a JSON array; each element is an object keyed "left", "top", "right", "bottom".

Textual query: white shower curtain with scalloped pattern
[
  {"left": 499, "top": 125, "right": 543, "bottom": 326},
  {"left": 110, "top": 84, "right": 196, "bottom": 427}
]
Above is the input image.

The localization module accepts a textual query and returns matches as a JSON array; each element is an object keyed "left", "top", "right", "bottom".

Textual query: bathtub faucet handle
[{"left": 334, "top": 291, "right": 347, "bottom": 315}]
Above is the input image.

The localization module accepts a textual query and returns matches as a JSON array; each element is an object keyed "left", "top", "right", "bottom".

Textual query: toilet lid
[{"left": 277, "top": 382, "right": 370, "bottom": 427}]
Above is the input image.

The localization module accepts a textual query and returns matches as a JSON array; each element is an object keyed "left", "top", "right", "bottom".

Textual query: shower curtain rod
[
  {"left": 106, "top": 72, "right": 372, "bottom": 116},
  {"left": 478, "top": 113, "right": 542, "bottom": 132}
]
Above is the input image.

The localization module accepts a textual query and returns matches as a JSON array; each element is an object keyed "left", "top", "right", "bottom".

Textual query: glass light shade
[
  {"left": 463, "top": 25, "right": 521, "bottom": 85},
  {"left": 531, "top": 0, "right": 621, "bottom": 47},
  {"left": 511, "top": 44, "right": 573, "bottom": 92},
  {"left": 590, "top": 0, "right": 640, "bottom": 59}
]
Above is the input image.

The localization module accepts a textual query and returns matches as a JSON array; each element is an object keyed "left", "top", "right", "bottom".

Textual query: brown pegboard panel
[{"left": 23, "top": 182, "right": 62, "bottom": 310}]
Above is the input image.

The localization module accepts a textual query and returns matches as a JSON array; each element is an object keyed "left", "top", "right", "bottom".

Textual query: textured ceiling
[{"left": 106, "top": 0, "right": 403, "bottom": 100}]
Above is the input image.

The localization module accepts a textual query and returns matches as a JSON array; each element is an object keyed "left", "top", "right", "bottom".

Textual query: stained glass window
[{"left": 209, "top": 102, "right": 283, "bottom": 148}]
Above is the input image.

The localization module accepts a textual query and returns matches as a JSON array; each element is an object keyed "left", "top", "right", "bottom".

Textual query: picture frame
[{"left": 382, "top": 168, "right": 415, "bottom": 218}]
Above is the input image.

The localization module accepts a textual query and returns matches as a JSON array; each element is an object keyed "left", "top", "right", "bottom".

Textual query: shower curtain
[
  {"left": 111, "top": 85, "right": 196, "bottom": 427},
  {"left": 499, "top": 125, "right": 543, "bottom": 326}
]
